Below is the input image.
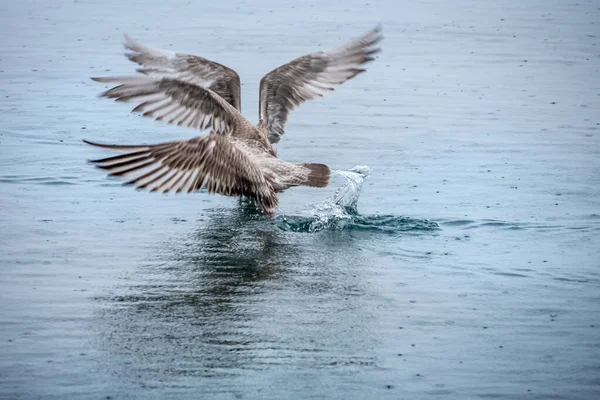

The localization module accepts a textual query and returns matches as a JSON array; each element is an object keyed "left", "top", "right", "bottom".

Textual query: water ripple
[
  {"left": 276, "top": 213, "right": 439, "bottom": 233},
  {"left": 0, "top": 175, "right": 78, "bottom": 185},
  {"left": 438, "top": 218, "right": 567, "bottom": 231}
]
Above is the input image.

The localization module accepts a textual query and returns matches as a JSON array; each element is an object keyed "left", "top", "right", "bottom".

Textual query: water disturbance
[{"left": 276, "top": 165, "right": 439, "bottom": 233}]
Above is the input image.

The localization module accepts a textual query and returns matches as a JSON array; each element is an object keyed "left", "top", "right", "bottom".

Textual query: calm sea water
[{"left": 1, "top": 0, "right": 599, "bottom": 399}]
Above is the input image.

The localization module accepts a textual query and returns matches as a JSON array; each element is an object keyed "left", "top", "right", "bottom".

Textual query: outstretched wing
[
  {"left": 91, "top": 76, "right": 259, "bottom": 137},
  {"left": 83, "top": 134, "right": 278, "bottom": 212},
  {"left": 258, "top": 25, "right": 383, "bottom": 144},
  {"left": 123, "top": 35, "right": 242, "bottom": 111}
]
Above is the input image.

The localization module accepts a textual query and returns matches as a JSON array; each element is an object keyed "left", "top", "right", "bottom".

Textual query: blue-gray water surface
[{"left": 1, "top": 0, "right": 599, "bottom": 399}]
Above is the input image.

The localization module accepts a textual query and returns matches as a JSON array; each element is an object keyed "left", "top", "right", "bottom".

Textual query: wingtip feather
[{"left": 83, "top": 139, "right": 151, "bottom": 151}]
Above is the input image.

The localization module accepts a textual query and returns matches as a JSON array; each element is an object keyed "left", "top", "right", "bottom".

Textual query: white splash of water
[
  {"left": 299, "top": 165, "right": 371, "bottom": 232},
  {"left": 277, "top": 165, "right": 438, "bottom": 233},
  {"left": 330, "top": 165, "right": 372, "bottom": 211}
]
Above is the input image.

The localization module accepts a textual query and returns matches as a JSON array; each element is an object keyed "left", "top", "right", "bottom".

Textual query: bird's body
[{"left": 85, "top": 26, "right": 382, "bottom": 217}]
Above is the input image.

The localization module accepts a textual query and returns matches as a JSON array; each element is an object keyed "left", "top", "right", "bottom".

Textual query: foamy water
[{"left": 277, "top": 165, "right": 439, "bottom": 233}]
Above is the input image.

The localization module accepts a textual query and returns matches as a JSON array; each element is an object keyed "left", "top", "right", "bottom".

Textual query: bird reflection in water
[
  {"left": 173, "top": 199, "right": 292, "bottom": 289},
  {"left": 93, "top": 202, "right": 374, "bottom": 389},
  {"left": 94, "top": 203, "right": 303, "bottom": 379}
]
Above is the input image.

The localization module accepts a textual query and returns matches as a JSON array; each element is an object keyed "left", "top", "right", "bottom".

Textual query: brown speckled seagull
[{"left": 84, "top": 25, "right": 382, "bottom": 217}]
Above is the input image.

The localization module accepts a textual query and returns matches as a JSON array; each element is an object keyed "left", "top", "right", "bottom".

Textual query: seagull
[{"left": 84, "top": 25, "right": 383, "bottom": 217}]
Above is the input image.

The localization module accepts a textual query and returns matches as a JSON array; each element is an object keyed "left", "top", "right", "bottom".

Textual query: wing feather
[
  {"left": 258, "top": 25, "right": 383, "bottom": 143},
  {"left": 82, "top": 135, "right": 278, "bottom": 213},
  {"left": 91, "top": 76, "right": 250, "bottom": 135},
  {"left": 122, "top": 34, "right": 242, "bottom": 111}
]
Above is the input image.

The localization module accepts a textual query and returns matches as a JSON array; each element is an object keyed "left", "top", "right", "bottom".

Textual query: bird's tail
[{"left": 298, "top": 163, "right": 331, "bottom": 188}]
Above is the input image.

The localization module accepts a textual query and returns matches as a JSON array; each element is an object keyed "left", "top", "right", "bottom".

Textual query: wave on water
[
  {"left": 0, "top": 175, "right": 79, "bottom": 185},
  {"left": 275, "top": 165, "right": 439, "bottom": 234}
]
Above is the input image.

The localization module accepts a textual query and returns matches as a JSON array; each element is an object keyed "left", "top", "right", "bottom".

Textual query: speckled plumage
[{"left": 84, "top": 25, "right": 382, "bottom": 216}]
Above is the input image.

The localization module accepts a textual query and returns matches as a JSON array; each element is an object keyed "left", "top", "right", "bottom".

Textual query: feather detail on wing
[
  {"left": 122, "top": 34, "right": 242, "bottom": 110},
  {"left": 258, "top": 24, "right": 383, "bottom": 143},
  {"left": 90, "top": 76, "right": 251, "bottom": 135},
  {"left": 83, "top": 134, "right": 278, "bottom": 212}
]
